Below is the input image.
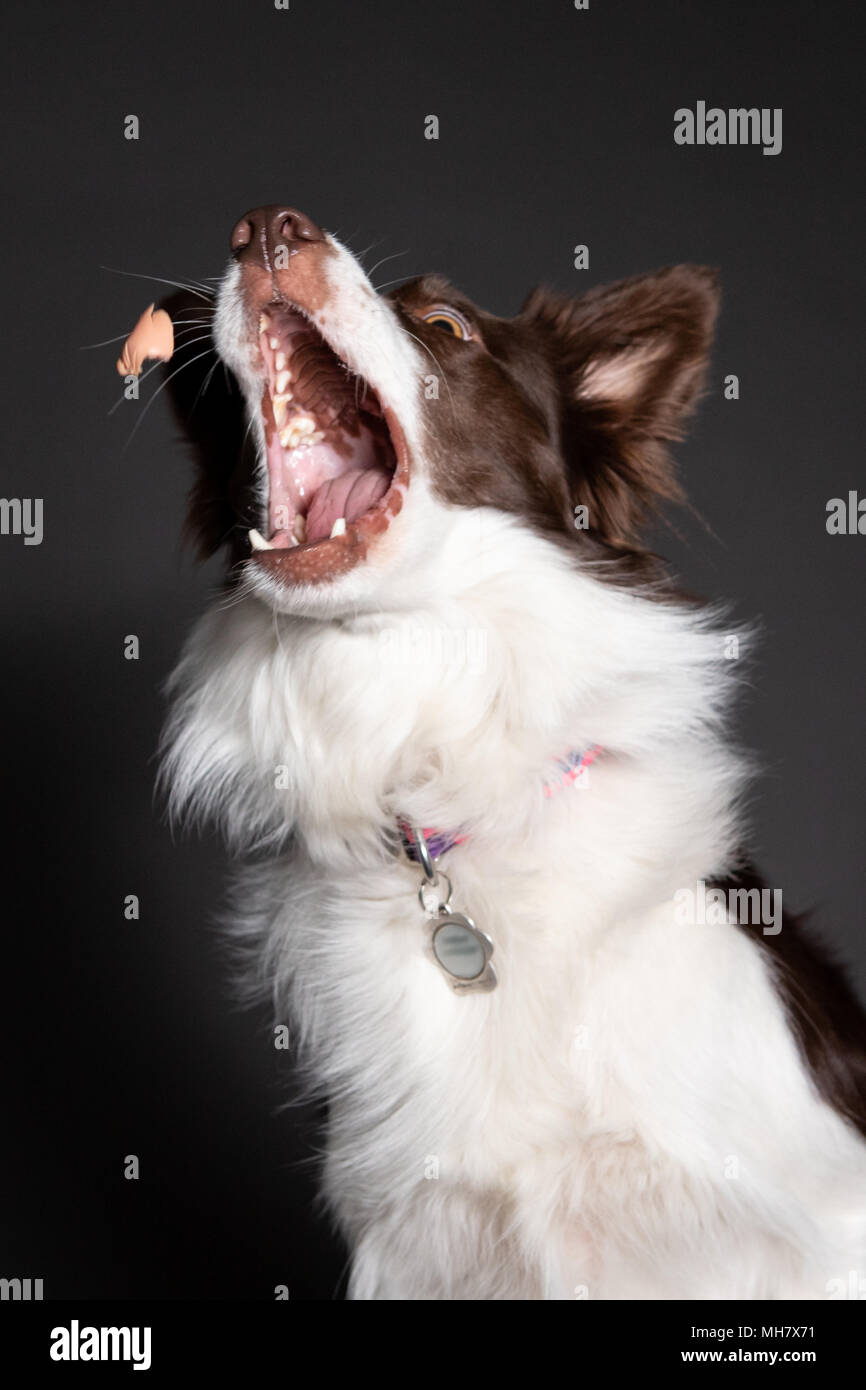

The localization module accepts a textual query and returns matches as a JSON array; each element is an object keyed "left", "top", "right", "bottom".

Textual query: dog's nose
[{"left": 230, "top": 206, "right": 325, "bottom": 265}]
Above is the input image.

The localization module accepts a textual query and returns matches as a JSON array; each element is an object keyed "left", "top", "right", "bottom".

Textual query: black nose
[{"left": 229, "top": 206, "right": 325, "bottom": 265}]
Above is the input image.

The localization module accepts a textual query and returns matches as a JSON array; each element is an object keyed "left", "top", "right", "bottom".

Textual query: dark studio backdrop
[{"left": 1, "top": 0, "right": 863, "bottom": 1301}]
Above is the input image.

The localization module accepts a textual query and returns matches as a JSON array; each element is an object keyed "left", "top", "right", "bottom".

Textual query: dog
[{"left": 159, "top": 205, "right": 866, "bottom": 1299}]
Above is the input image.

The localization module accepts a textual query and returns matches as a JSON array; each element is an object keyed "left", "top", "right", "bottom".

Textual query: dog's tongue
[{"left": 305, "top": 466, "right": 391, "bottom": 543}]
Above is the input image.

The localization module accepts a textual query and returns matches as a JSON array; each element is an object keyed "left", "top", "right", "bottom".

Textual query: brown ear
[{"left": 522, "top": 265, "right": 720, "bottom": 546}]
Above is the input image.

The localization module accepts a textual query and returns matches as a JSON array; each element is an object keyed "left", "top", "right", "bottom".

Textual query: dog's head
[{"left": 174, "top": 205, "right": 719, "bottom": 616}]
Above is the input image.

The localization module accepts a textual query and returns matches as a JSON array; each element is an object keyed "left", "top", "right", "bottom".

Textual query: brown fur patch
[
  {"left": 713, "top": 864, "right": 866, "bottom": 1138},
  {"left": 388, "top": 266, "right": 719, "bottom": 562}
]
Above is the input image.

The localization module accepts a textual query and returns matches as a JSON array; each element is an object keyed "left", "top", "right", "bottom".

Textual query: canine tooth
[
  {"left": 293, "top": 514, "right": 307, "bottom": 543},
  {"left": 269, "top": 335, "right": 280, "bottom": 350},
  {"left": 275, "top": 351, "right": 287, "bottom": 372},
  {"left": 248, "top": 528, "right": 274, "bottom": 551},
  {"left": 275, "top": 369, "right": 291, "bottom": 393},
  {"left": 329, "top": 516, "right": 346, "bottom": 538}
]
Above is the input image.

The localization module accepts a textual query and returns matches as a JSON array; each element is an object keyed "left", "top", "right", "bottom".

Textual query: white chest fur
[{"left": 163, "top": 519, "right": 866, "bottom": 1299}]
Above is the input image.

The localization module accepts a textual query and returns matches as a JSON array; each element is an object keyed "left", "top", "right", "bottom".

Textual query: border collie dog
[{"left": 161, "top": 206, "right": 866, "bottom": 1300}]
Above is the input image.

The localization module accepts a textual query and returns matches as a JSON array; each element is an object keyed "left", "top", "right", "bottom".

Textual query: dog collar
[
  {"left": 399, "top": 746, "right": 602, "bottom": 996},
  {"left": 398, "top": 745, "right": 602, "bottom": 865}
]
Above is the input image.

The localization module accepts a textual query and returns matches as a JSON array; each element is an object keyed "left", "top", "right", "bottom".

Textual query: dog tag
[
  {"left": 433, "top": 911, "right": 488, "bottom": 978},
  {"left": 412, "top": 827, "right": 497, "bottom": 994},
  {"left": 428, "top": 906, "right": 497, "bottom": 994}
]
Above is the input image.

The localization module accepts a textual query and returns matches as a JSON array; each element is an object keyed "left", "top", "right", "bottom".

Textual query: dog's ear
[{"left": 521, "top": 266, "right": 720, "bottom": 547}]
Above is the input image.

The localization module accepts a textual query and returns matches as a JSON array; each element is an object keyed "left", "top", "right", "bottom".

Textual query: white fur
[{"left": 163, "top": 236, "right": 866, "bottom": 1299}]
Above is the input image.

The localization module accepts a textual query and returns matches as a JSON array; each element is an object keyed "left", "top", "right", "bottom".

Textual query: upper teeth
[{"left": 279, "top": 416, "right": 317, "bottom": 450}]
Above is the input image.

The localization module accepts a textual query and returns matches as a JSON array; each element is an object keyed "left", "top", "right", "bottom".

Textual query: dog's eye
[{"left": 420, "top": 306, "right": 472, "bottom": 340}]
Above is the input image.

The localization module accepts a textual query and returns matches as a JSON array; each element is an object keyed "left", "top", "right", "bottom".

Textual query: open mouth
[{"left": 248, "top": 303, "right": 404, "bottom": 576}]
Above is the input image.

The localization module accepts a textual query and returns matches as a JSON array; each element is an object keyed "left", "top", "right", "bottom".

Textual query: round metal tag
[
  {"left": 432, "top": 915, "right": 487, "bottom": 979},
  {"left": 429, "top": 911, "right": 497, "bottom": 993}
]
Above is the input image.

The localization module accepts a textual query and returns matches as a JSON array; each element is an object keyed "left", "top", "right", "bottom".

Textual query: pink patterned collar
[{"left": 399, "top": 745, "right": 602, "bottom": 864}]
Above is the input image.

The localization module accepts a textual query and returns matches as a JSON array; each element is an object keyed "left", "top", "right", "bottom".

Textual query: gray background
[{"left": 1, "top": 0, "right": 863, "bottom": 1298}]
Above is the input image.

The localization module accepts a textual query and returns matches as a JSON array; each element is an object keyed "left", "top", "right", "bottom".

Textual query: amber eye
[{"left": 420, "top": 306, "right": 472, "bottom": 340}]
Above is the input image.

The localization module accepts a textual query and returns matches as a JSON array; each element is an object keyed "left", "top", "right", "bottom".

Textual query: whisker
[
  {"left": 398, "top": 326, "right": 455, "bottom": 412},
  {"left": 372, "top": 272, "right": 421, "bottom": 293},
  {"left": 353, "top": 237, "right": 384, "bottom": 269},
  {"left": 109, "top": 335, "right": 213, "bottom": 418},
  {"left": 121, "top": 347, "right": 216, "bottom": 451},
  {"left": 173, "top": 326, "right": 214, "bottom": 343},
  {"left": 80, "top": 331, "right": 135, "bottom": 351},
  {"left": 107, "top": 358, "right": 164, "bottom": 416},
  {"left": 330, "top": 226, "right": 362, "bottom": 253},
  {"left": 366, "top": 248, "right": 409, "bottom": 281},
  {"left": 216, "top": 568, "right": 258, "bottom": 612},
  {"left": 238, "top": 414, "right": 258, "bottom": 458},
  {"left": 209, "top": 520, "right": 254, "bottom": 556},
  {"left": 161, "top": 332, "right": 215, "bottom": 353},
  {"left": 99, "top": 265, "right": 215, "bottom": 303},
  {"left": 188, "top": 355, "right": 221, "bottom": 416},
  {"left": 83, "top": 308, "right": 213, "bottom": 354}
]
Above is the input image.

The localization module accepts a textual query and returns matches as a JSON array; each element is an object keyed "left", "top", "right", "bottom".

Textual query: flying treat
[{"left": 116, "top": 303, "right": 175, "bottom": 376}]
